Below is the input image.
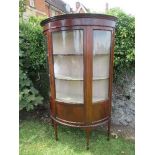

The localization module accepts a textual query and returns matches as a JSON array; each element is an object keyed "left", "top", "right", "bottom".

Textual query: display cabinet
[{"left": 41, "top": 13, "right": 117, "bottom": 149}]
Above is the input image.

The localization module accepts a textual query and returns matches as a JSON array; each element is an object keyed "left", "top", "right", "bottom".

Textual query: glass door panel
[
  {"left": 93, "top": 30, "right": 111, "bottom": 103},
  {"left": 52, "top": 30, "right": 84, "bottom": 104}
]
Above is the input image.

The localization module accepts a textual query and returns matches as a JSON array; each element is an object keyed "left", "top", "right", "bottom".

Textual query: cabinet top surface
[{"left": 40, "top": 13, "right": 117, "bottom": 26}]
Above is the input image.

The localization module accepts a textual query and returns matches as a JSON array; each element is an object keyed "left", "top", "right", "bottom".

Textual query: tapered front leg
[
  {"left": 85, "top": 128, "right": 91, "bottom": 150},
  {"left": 54, "top": 121, "right": 58, "bottom": 141},
  {"left": 51, "top": 118, "right": 54, "bottom": 127},
  {"left": 107, "top": 118, "right": 111, "bottom": 141}
]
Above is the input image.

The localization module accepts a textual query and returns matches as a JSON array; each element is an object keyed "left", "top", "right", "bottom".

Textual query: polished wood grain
[
  {"left": 40, "top": 13, "right": 117, "bottom": 26},
  {"left": 46, "top": 33, "right": 56, "bottom": 117},
  {"left": 84, "top": 26, "right": 93, "bottom": 124},
  {"left": 41, "top": 13, "right": 117, "bottom": 149},
  {"left": 56, "top": 101, "right": 85, "bottom": 123}
]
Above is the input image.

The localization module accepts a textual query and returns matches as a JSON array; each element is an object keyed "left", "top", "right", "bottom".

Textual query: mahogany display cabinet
[{"left": 41, "top": 13, "right": 117, "bottom": 149}]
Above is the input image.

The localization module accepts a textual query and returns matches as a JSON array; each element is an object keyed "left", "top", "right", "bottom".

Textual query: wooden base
[{"left": 51, "top": 117, "right": 111, "bottom": 149}]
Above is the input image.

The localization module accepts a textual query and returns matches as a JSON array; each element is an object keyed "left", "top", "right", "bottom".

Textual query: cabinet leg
[
  {"left": 54, "top": 121, "right": 58, "bottom": 141},
  {"left": 51, "top": 118, "right": 54, "bottom": 127},
  {"left": 107, "top": 118, "right": 111, "bottom": 141},
  {"left": 85, "top": 128, "right": 91, "bottom": 150}
]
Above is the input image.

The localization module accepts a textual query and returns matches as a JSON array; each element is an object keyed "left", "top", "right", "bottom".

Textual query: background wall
[{"left": 112, "top": 73, "right": 135, "bottom": 128}]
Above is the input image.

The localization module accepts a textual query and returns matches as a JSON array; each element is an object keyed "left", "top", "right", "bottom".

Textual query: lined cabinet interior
[{"left": 52, "top": 29, "right": 111, "bottom": 104}]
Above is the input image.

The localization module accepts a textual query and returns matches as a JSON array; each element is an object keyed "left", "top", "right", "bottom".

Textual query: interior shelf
[
  {"left": 93, "top": 75, "right": 109, "bottom": 80},
  {"left": 55, "top": 74, "right": 83, "bottom": 80},
  {"left": 53, "top": 53, "right": 110, "bottom": 56},
  {"left": 55, "top": 96, "right": 108, "bottom": 104},
  {"left": 93, "top": 52, "right": 110, "bottom": 55},
  {"left": 55, "top": 75, "right": 109, "bottom": 81},
  {"left": 54, "top": 74, "right": 109, "bottom": 80},
  {"left": 56, "top": 94, "right": 83, "bottom": 104},
  {"left": 93, "top": 97, "right": 108, "bottom": 103},
  {"left": 53, "top": 53, "right": 83, "bottom": 56}
]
